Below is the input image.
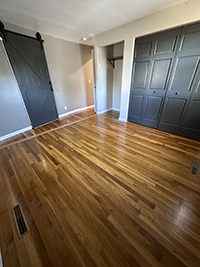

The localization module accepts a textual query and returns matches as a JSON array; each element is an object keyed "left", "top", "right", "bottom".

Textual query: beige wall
[
  {"left": 94, "top": 0, "right": 200, "bottom": 120},
  {"left": 43, "top": 34, "right": 94, "bottom": 115}
]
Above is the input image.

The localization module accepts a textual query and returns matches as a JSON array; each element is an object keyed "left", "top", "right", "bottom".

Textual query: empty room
[{"left": 0, "top": 0, "right": 200, "bottom": 266}]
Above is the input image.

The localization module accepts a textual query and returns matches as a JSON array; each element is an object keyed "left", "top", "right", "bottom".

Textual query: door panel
[
  {"left": 182, "top": 100, "right": 200, "bottom": 129},
  {"left": 154, "top": 36, "right": 177, "bottom": 54},
  {"left": 179, "top": 27, "right": 200, "bottom": 55},
  {"left": 150, "top": 59, "right": 171, "bottom": 89},
  {"left": 179, "top": 72, "right": 200, "bottom": 140},
  {"left": 144, "top": 96, "right": 163, "bottom": 120},
  {"left": 4, "top": 31, "right": 58, "bottom": 128},
  {"left": 128, "top": 94, "right": 144, "bottom": 123},
  {"left": 135, "top": 41, "right": 152, "bottom": 57},
  {"left": 170, "top": 56, "right": 199, "bottom": 91},
  {"left": 159, "top": 23, "right": 200, "bottom": 135},
  {"left": 161, "top": 98, "right": 186, "bottom": 125},
  {"left": 132, "top": 61, "right": 149, "bottom": 88}
]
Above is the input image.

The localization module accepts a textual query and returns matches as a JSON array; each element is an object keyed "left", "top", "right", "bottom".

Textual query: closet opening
[{"left": 96, "top": 41, "right": 124, "bottom": 116}]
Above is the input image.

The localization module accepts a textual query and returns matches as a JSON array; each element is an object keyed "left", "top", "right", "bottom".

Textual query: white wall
[
  {"left": 96, "top": 47, "right": 107, "bottom": 113},
  {"left": 113, "top": 42, "right": 124, "bottom": 111},
  {"left": 106, "top": 45, "right": 114, "bottom": 111},
  {"left": 80, "top": 45, "right": 94, "bottom": 107},
  {"left": 113, "top": 60, "right": 123, "bottom": 111},
  {"left": 114, "top": 42, "right": 124, "bottom": 58},
  {"left": 94, "top": 0, "right": 200, "bottom": 121}
]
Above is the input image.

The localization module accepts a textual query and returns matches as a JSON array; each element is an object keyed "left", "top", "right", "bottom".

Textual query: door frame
[{"left": 91, "top": 48, "right": 97, "bottom": 112}]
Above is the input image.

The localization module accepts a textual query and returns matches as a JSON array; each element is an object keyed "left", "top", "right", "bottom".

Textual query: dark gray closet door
[
  {"left": 128, "top": 29, "right": 181, "bottom": 128},
  {"left": 179, "top": 76, "right": 200, "bottom": 140},
  {"left": 142, "top": 29, "right": 181, "bottom": 128},
  {"left": 128, "top": 35, "right": 153, "bottom": 125},
  {"left": 178, "top": 24, "right": 200, "bottom": 140},
  {"left": 4, "top": 31, "right": 58, "bottom": 128},
  {"left": 158, "top": 24, "right": 200, "bottom": 135}
]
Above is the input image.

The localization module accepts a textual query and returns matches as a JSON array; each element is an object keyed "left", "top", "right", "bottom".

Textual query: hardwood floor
[{"left": 0, "top": 108, "right": 200, "bottom": 267}]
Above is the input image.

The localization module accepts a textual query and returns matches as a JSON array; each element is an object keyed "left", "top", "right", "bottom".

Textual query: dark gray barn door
[
  {"left": 128, "top": 28, "right": 181, "bottom": 128},
  {"left": 158, "top": 24, "right": 200, "bottom": 135},
  {"left": 4, "top": 31, "right": 58, "bottom": 128}
]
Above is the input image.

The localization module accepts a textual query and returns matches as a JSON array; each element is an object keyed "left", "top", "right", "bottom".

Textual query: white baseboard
[
  {"left": 96, "top": 108, "right": 112, "bottom": 115},
  {"left": 59, "top": 105, "right": 95, "bottom": 118},
  {"left": 0, "top": 126, "right": 32, "bottom": 141},
  {"left": 97, "top": 108, "right": 121, "bottom": 115},
  {"left": 0, "top": 105, "right": 124, "bottom": 142},
  {"left": 118, "top": 117, "right": 127, "bottom": 122}
]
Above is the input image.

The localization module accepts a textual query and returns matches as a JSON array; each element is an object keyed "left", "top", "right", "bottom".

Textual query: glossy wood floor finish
[{"left": 0, "top": 108, "right": 200, "bottom": 267}]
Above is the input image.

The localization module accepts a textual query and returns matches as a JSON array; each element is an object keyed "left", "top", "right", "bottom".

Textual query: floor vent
[
  {"left": 13, "top": 204, "right": 29, "bottom": 238},
  {"left": 190, "top": 161, "right": 199, "bottom": 176}
]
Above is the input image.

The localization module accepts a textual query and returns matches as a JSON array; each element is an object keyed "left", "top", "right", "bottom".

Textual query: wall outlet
[
  {"left": 89, "top": 79, "right": 91, "bottom": 83},
  {"left": 64, "top": 106, "right": 67, "bottom": 110}
]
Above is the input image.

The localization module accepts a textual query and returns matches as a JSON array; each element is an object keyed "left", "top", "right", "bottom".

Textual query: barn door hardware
[
  {"left": 36, "top": 32, "right": 44, "bottom": 50},
  {"left": 0, "top": 21, "right": 7, "bottom": 42}
]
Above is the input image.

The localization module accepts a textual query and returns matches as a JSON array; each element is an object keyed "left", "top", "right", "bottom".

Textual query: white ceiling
[{"left": 0, "top": 0, "right": 187, "bottom": 44}]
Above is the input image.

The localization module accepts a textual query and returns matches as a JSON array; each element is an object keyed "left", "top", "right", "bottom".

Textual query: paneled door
[
  {"left": 179, "top": 73, "right": 200, "bottom": 140},
  {"left": 4, "top": 31, "right": 58, "bottom": 128},
  {"left": 128, "top": 28, "right": 181, "bottom": 128},
  {"left": 158, "top": 23, "right": 200, "bottom": 135},
  {"left": 178, "top": 24, "right": 200, "bottom": 140},
  {"left": 128, "top": 34, "right": 153, "bottom": 125}
]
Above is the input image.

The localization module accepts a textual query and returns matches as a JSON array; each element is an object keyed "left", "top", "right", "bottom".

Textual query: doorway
[{"left": 96, "top": 42, "right": 124, "bottom": 114}]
